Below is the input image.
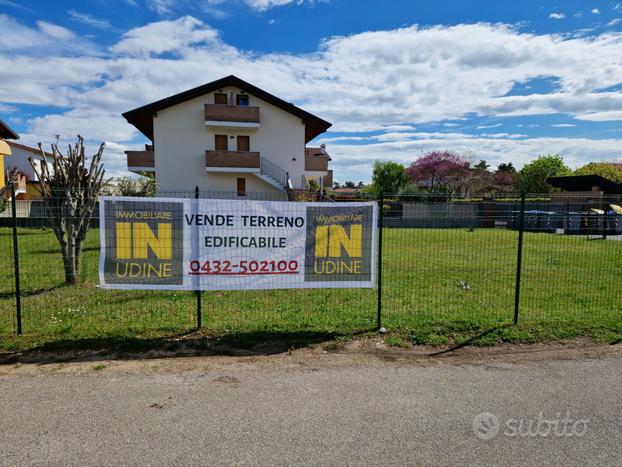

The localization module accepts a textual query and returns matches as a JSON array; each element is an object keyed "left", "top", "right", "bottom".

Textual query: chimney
[{"left": 320, "top": 144, "right": 326, "bottom": 155}]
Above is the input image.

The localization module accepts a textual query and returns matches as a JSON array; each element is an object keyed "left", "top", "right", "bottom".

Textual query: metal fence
[{"left": 1, "top": 190, "right": 621, "bottom": 345}]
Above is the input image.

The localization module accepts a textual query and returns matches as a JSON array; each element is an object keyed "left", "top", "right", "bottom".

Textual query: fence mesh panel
[{"left": 1, "top": 191, "right": 621, "bottom": 348}]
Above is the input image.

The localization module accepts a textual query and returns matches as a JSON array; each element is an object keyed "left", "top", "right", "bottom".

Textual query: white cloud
[
  {"left": 147, "top": 0, "right": 177, "bottom": 15},
  {"left": 607, "top": 18, "right": 622, "bottom": 26},
  {"left": 616, "top": 3, "right": 622, "bottom": 11},
  {"left": 245, "top": 0, "right": 297, "bottom": 11},
  {"left": 549, "top": 13, "right": 566, "bottom": 20},
  {"left": 245, "top": 0, "right": 325, "bottom": 11},
  {"left": 3, "top": 16, "right": 622, "bottom": 178},
  {"left": 0, "top": 15, "right": 97, "bottom": 55},
  {"left": 478, "top": 132, "right": 527, "bottom": 139},
  {"left": 381, "top": 124, "right": 416, "bottom": 131},
  {"left": 551, "top": 123, "right": 576, "bottom": 127},
  {"left": 591, "top": 8, "right": 600, "bottom": 14},
  {"left": 110, "top": 16, "right": 219, "bottom": 56},
  {"left": 0, "top": 0, "right": 30, "bottom": 11},
  {"left": 36, "top": 20, "right": 76, "bottom": 40},
  {"left": 68, "top": 10, "right": 112, "bottom": 29},
  {"left": 574, "top": 110, "right": 622, "bottom": 121},
  {"left": 476, "top": 123, "right": 502, "bottom": 129}
]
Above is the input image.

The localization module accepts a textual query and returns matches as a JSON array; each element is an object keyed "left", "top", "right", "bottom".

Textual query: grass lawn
[{"left": 0, "top": 227, "right": 620, "bottom": 353}]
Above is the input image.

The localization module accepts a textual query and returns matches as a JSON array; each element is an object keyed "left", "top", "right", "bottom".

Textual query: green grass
[{"left": 0, "top": 227, "right": 620, "bottom": 353}]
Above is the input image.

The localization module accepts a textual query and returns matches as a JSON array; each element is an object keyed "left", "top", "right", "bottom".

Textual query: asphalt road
[{"left": 1, "top": 353, "right": 621, "bottom": 466}]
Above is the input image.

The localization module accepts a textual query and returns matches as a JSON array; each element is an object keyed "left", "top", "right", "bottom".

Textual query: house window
[
  {"left": 237, "top": 135, "right": 250, "bottom": 152},
  {"left": 236, "top": 94, "right": 249, "bottom": 106},
  {"left": 215, "top": 134, "right": 228, "bottom": 150},
  {"left": 214, "top": 93, "right": 227, "bottom": 104},
  {"left": 237, "top": 177, "right": 246, "bottom": 197}
]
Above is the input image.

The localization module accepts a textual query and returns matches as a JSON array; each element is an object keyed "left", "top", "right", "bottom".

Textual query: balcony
[
  {"left": 126, "top": 150, "right": 155, "bottom": 173},
  {"left": 305, "top": 154, "right": 330, "bottom": 172},
  {"left": 204, "top": 104, "right": 260, "bottom": 130},
  {"left": 205, "top": 150, "right": 260, "bottom": 172}
]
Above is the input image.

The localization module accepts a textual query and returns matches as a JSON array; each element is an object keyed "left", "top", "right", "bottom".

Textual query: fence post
[
  {"left": 11, "top": 184, "right": 22, "bottom": 335},
  {"left": 194, "top": 185, "right": 202, "bottom": 330},
  {"left": 513, "top": 192, "right": 526, "bottom": 325},
  {"left": 377, "top": 191, "right": 385, "bottom": 332}
]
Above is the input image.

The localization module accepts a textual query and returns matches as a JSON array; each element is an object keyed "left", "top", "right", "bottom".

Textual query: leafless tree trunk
[{"left": 29, "top": 136, "right": 109, "bottom": 285}]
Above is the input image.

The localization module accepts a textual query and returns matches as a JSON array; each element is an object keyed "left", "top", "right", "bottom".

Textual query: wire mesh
[{"left": 0, "top": 191, "right": 620, "bottom": 347}]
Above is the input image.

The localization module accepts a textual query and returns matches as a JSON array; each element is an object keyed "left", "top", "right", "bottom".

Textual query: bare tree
[{"left": 30, "top": 136, "right": 109, "bottom": 285}]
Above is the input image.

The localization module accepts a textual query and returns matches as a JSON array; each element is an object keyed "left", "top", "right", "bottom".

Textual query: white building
[
  {"left": 123, "top": 75, "right": 333, "bottom": 198},
  {"left": 2, "top": 140, "right": 48, "bottom": 199},
  {"left": 5, "top": 141, "right": 46, "bottom": 183}
]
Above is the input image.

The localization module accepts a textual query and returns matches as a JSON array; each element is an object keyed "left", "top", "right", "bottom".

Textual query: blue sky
[{"left": 1, "top": 0, "right": 622, "bottom": 183}]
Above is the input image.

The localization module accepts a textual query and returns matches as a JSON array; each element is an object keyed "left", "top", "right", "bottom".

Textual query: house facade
[
  {"left": 123, "top": 75, "right": 333, "bottom": 198},
  {"left": 0, "top": 118, "right": 49, "bottom": 200},
  {"left": 3, "top": 141, "right": 48, "bottom": 199},
  {"left": 0, "top": 118, "right": 19, "bottom": 191}
]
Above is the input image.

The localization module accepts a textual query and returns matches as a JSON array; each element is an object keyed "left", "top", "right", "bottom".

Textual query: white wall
[
  {"left": 153, "top": 86, "right": 307, "bottom": 193},
  {"left": 4, "top": 144, "right": 43, "bottom": 181}
]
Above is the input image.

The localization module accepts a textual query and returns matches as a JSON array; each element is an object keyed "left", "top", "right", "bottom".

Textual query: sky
[{"left": 1, "top": 0, "right": 622, "bottom": 183}]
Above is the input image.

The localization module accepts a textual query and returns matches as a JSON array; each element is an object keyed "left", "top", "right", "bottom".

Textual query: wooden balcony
[
  {"left": 305, "top": 154, "right": 330, "bottom": 172},
  {"left": 205, "top": 150, "right": 260, "bottom": 171},
  {"left": 204, "top": 104, "right": 260, "bottom": 129},
  {"left": 126, "top": 150, "right": 155, "bottom": 173}
]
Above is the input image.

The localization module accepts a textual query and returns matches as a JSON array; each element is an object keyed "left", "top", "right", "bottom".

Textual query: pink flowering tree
[{"left": 406, "top": 151, "right": 470, "bottom": 191}]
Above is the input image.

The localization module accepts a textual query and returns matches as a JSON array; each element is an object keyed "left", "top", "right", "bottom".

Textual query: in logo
[
  {"left": 305, "top": 206, "right": 373, "bottom": 282},
  {"left": 104, "top": 200, "right": 183, "bottom": 285},
  {"left": 115, "top": 222, "right": 172, "bottom": 260}
]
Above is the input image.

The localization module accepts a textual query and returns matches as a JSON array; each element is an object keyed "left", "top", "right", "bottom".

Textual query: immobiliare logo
[
  {"left": 104, "top": 200, "right": 183, "bottom": 285},
  {"left": 304, "top": 205, "right": 373, "bottom": 282}
]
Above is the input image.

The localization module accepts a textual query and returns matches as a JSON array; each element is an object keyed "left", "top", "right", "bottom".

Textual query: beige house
[
  {"left": 0, "top": 118, "right": 19, "bottom": 192},
  {"left": 3, "top": 141, "right": 50, "bottom": 200},
  {"left": 123, "top": 75, "right": 333, "bottom": 198}
]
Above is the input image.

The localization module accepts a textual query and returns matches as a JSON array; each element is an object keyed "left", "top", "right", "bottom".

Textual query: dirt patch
[{"left": 0, "top": 337, "right": 619, "bottom": 377}]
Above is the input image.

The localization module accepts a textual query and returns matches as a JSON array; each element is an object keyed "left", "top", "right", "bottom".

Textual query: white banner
[{"left": 99, "top": 197, "right": 377, "bottom": 290}]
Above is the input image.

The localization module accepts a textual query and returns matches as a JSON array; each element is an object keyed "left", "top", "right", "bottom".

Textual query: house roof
[
  {"left": 6, "top": 141, "right": 53, "bottom": 158},
  {"left": 122, "top": 75, "right": 332, "bottom": 143},
  {"left": 547, "top": 175, "right": 622, "bottom": 194},
  {"left": 0, "top": 119, "right": 18, "bottom": 140},
  {"left": 305, "top": 146, "right": 332, "bottom": 161}
]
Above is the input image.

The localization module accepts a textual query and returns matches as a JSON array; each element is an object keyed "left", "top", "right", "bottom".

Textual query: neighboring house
[
  {"left": 4, "top": 140, "right": 50, "bottom": 199},
  {"left": 122, "top": 75, "right": 333, "bottom": 198},
  {"left": 0, "top": 118, "right": 20, "bottom": 192},
  {"left": 0, "top": 119, "right": 50, "bottom": 200}
]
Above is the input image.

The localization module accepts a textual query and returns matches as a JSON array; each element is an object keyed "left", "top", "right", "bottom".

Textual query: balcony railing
[
  {"left": 205, "top": 150, "right": 260, "bottom": 170},
  {"left": 260, "top": 157, "right": 286, "bottom": 187},
  {"left": 305, "top": 154, "right": 329, "bottom": 172},
  {"left": 126, "top": 150, "right": 155, "bottom": 171},
  {"left": 204, "top": 104, "right": 260, "bottom": 125}
]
